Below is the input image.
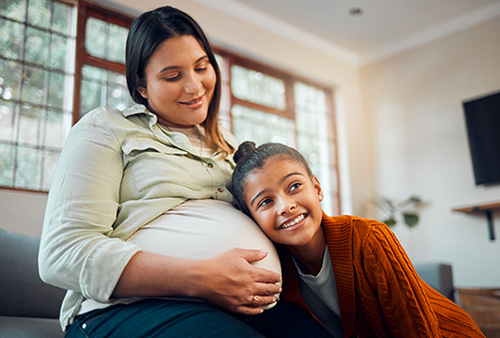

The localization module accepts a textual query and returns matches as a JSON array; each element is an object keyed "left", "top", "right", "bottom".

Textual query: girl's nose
[{"left": 279, "top": 197, "right": 296, "bottom": 215}]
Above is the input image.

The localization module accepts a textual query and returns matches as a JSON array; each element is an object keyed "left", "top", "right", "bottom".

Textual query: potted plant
[{"left": 372, "top": 195, "right": 423, "bottom": 228}]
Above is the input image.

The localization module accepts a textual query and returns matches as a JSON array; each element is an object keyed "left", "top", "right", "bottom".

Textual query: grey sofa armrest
[
  {"left": 0, "top": 228, "right": 66, "bottom": 318},
  {"left": 414, "top": 262, "right": 455, "bottom": 302}
]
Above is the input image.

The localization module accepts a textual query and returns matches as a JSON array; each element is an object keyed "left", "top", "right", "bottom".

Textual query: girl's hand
[{"left": 194, "top": 248, "right": 282, "bottom": 315}]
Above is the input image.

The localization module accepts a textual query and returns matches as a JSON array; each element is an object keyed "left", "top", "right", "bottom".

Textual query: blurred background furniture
[
  {"left": 456, "top": 288, "right": 500, "bottom": 338},
  {"left": 414, "top": 261, "right": 455, "bottom": 302},
  {"left": 0, "top": 228, "right": 65, "bottom": 338}
]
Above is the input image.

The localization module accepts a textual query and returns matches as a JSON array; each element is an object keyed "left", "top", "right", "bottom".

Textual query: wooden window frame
[{"left": 72, "top": 0, "right": 133, "bottom": 125}]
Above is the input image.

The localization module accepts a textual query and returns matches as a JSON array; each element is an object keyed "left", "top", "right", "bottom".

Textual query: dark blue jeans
[{"left": 65, "top": 299, "right": 334, "bottom": 338}]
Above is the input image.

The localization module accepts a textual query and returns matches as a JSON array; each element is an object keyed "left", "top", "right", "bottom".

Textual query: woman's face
[
  {"left": 243, "top": 157, "right": 324, "bottom": 249},
  {"left": 139, "top": 35, "right": 217, "bottom": 128}
]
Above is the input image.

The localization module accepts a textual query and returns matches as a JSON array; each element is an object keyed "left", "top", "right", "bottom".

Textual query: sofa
[
  {"left": 0, "top": 228, "right": 456, "bottom": 337},
  {"left": 0, "top": 228, "right": 66, "bottom": 338}
]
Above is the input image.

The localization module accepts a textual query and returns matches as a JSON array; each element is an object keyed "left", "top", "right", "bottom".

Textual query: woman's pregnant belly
[{"left": 127, "top": 199, "right": 282, "bottom": 307}]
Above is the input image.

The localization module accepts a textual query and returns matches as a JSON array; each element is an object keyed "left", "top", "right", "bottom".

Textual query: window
[
  {"left": 0, "top": 1, "right": 340, "bottom": 214},
  {"left": 77, "top": 6, "right": 132, "bottom": 116},
  {"left": 216, "top": 49, "right": 340, "bottom": 215},
  {"left": 0, "top": 0, "right": 76, "bottom": 191},
  {"left": 0, "top": 0, "right": 133, "bottom": 191}
]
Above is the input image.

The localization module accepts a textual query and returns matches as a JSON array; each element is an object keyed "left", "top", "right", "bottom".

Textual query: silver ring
[{"left": 251, "top": 295, "right": 258, "bottom": 304}]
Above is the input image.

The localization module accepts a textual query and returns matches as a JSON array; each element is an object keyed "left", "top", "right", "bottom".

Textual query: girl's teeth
[{"left": 280, "top": 214, "right": 304, "bottom": 229}]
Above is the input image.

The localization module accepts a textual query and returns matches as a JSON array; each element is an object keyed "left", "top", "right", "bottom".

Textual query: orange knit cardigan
[{"left": 279, "top": 213, "right": 485, "bottom": 338}]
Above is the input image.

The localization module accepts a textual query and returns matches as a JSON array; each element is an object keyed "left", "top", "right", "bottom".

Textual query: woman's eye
[
  {"left": 165, "top": 74, "right": 181, "bottom": 82},
  {"left": 195, "top": 66, "right": 207, "bottom": 73},
  {"left": 290, "top": 183, "right": 301, "bottom": 191}
]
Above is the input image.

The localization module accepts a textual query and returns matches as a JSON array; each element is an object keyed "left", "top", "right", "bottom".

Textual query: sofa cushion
[
  {"left": 0, "top": 228, "right": 66, "bottom": 318},
  {"left": 0, "top": 316, "right": 64, "bottom": 338},
  {"left": 414, "top": 262, "right": 455, "bottom": 302}
]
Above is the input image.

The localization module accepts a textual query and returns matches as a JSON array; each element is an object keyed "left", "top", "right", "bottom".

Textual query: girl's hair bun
[{"left": 234, "top": 141, "right": 257, "bottom": 164}]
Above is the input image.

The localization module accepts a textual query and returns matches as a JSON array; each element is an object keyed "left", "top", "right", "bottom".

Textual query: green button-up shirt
[{"left": 39, "top": 105, "right": 238, "bottom": 330}]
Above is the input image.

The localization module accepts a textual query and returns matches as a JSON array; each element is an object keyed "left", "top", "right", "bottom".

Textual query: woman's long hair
[{"left": 126, "top": 6, "right": 233, "bottom": 155}]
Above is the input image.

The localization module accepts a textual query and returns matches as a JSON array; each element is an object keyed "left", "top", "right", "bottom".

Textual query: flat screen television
[{"left": 463, "top": 90, "right": 500, "bottom": 185}]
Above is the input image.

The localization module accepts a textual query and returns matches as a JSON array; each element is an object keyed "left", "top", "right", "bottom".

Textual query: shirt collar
[
  {"left": 122, "top": 104, "right": 238, "bottom": 153},
  {"left": 122, "top": 104, "right": 158, "bottom": 129}
]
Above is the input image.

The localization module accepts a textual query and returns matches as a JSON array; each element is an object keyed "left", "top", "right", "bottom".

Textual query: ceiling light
[{"left": 349, "top": 8, "right": 363, "bottom": 16}]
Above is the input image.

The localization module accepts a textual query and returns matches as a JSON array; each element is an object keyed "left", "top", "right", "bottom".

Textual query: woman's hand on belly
[{"left": 193, "top": 248, "right": 282, "bottom": 315}]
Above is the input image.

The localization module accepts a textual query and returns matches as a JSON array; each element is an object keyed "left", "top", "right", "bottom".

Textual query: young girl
[{"left": 231, "top": 141, "right": 485, "bottom": 338}]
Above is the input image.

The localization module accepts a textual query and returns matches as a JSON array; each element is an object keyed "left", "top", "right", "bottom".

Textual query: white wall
[
  {"left": 360, "top": 18, "right": 500, "bottom": 287},
  {"left": 1, "top": 189, "right": 48, "bottom": 237}
]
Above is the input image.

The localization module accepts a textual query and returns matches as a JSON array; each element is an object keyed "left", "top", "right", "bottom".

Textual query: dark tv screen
[{"left": 463, "top": 91, "right": 500, "bottom": 185}]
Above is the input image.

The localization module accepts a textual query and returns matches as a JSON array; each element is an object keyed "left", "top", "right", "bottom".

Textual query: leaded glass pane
[
  {"left": 28, "top": 0, "right": 51, "bottom": 29},
  {"left": 48, "top": 71, "right": 66, "bottom": 108},
  {"left": 0, "top": 20, "right": 24, "bottom": 60},
  {"left": 231, "top": 65, "right": 286, "bottom": 110},
  {"left": 0, "top": 0, "right": 26, "bottom": 21},
  {"left": 85, "top": 17, "right": 106, "bottom": 59},
  {"left": 0, "top": 59, "right": 21, "bottom": 101},
  {"left": 80, "top": 78, "right": 102, "bottom": 114},
  {"left": 106, "top": 72, "right": 129, "bottom": 111},
  {"left": 15, "top": 145, "right": 41, "bottom": 190},
  {"left": 52, "top": 1, "right": 72, "bottom": 35},
  {"left": 85, "top": 17, "right": 127, "bottom": 64},
  {"left": 18, "top": 104, "right": 42, "bottom": 146},
  {"left": 81, "top": 65, "right": 131, "bottom": 115},
  {"left": 21, "top": 66, "right": 46, "bottom": 105},
  {"left": 50, "top": 34, "right": 70, "bottom": 70},
  {"left": 107, "top": 24, "right": 127, "bottom": 64},
  {"left": 82, "top": 64, "right": 106, "bottom": 81},
  {"left": 0, "top": 100, "right": 16, "bottom": 141},
  {"left": 232, "top": 104, "right": 295, "bottom": 146},
  {"left": 0, "top": 142, "right": 14, "bottom": 186},
  {"left": 44, "top": 108, "right": 70, "bottom": 149},
  {"left": 25, "top": 27, "right": 49, "bottom": 66},
  {"left": 42, "top": 149, "right": 59, "bottom": 190}
]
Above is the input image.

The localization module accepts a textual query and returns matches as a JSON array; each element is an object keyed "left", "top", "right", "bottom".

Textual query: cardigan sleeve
[{"left": 358, "top": 221, "right": 442, "bottom": 337}]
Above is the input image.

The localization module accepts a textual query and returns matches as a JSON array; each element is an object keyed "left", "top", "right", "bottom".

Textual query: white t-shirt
[{"left": 293, "top": 247, "right": 343, "bottom": 337}]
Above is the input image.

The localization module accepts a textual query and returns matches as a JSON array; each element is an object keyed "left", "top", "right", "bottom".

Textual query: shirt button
[
  {"left": 218, "top": 188, "right": 224, "bottom": 193},
  {"left": 207, "top": 163, "right": 213, "bottom": 168}
]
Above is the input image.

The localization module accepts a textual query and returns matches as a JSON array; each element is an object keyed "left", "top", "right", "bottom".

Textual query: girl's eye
[
  {"left": 195, "top": 66, "right": 207, "bottom": 73},
  {"left": 290, "top": 182, "right": 301, "bottom": 191},
  {"left": 258, "top": 198, "right": 272, "bottom": 208}
]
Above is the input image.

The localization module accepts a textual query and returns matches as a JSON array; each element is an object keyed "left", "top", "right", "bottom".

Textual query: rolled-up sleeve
[{"left": 39, "top": 109, "right": 142, "bottom": 302}]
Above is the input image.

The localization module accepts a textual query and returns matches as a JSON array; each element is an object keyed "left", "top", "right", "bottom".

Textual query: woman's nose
[{"left": 183, "top": 73, "right": 203, "bottom": 94}]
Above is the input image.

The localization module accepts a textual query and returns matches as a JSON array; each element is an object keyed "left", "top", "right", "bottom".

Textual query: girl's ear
[{"left": 312, "top": 175, "right": 323, "bottom": 202}]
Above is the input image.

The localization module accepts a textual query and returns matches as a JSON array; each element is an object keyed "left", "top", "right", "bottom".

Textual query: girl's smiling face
[
  {"left": 138, "top": 35, "right": 216, "bottom": 128},
  {"left": 243, "top": 157, "right": 324, "bottom": 249}
]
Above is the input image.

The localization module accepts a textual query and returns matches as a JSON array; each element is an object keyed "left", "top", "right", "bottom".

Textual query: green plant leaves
[{"left": 403, "top": 213, "right": 419, "bottom": 228}]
